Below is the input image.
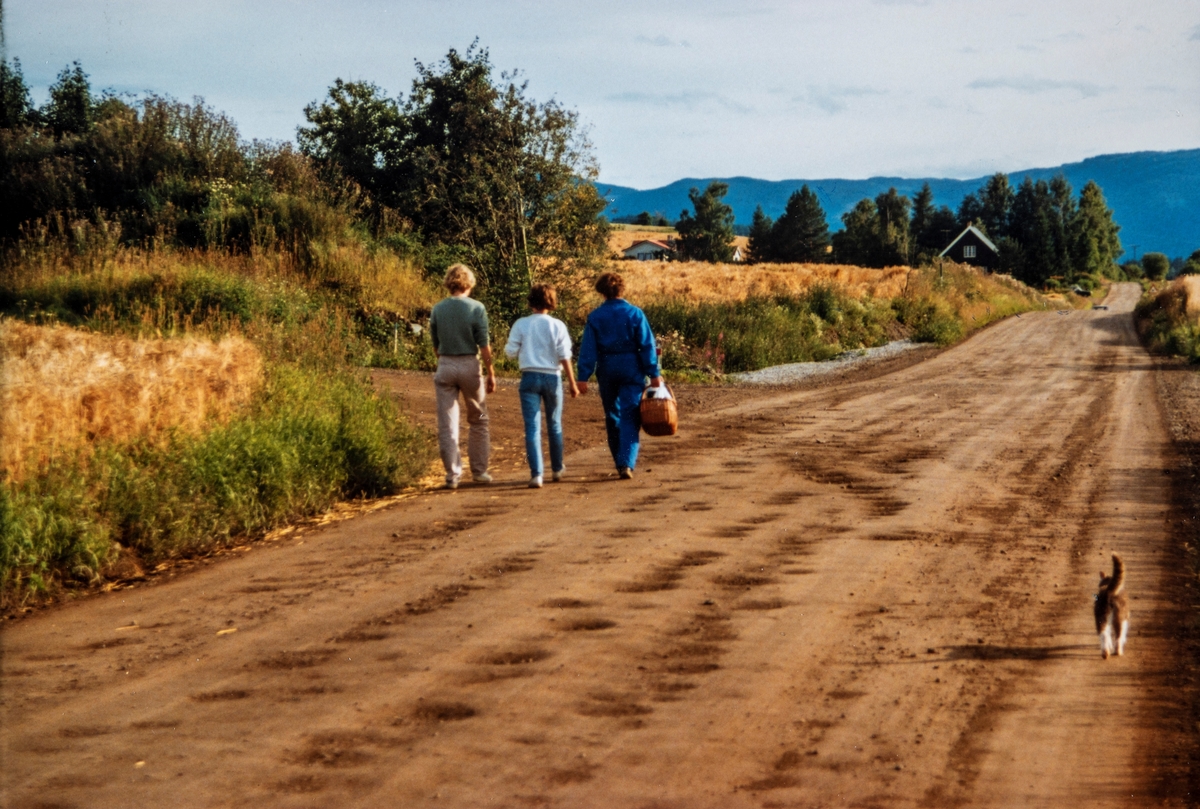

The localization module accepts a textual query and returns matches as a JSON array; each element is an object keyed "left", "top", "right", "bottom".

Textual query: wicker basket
[{"left": 640, "top": 385, "right": 678, "bottom": 437}]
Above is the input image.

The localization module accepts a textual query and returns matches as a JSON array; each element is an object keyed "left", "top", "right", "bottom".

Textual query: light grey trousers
[{"left": 433, "top": 355, "right": 490, "bottom": 482}]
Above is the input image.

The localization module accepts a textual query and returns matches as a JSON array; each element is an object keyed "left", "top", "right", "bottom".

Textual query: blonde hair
[{"left": 444, "top": 264, "right": 476, "bottom": 294}]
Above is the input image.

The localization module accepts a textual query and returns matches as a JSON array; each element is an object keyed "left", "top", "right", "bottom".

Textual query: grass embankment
[
  {"left": 0, "top": 242, "right": 438, "bottom": 601},
  {"left": 626, "top": 260, "right": 1046, "bottom": 376},
  {"left": 1135, "top": 276, "right": 1200, "bottom": 362}
]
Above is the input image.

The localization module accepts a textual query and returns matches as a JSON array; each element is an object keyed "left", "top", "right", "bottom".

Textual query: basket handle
[{"left": 643, "top": 383, "right": 673, "bottom": 401}]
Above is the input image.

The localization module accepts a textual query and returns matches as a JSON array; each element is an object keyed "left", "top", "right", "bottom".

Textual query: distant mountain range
[{"left": 598, "top": 149, "right": 1200, "bottom": 259}]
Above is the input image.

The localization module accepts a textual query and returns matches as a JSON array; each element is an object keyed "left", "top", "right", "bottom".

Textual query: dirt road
[{"left": 3, "top": 283, "right": 1194, "bottom": 808}]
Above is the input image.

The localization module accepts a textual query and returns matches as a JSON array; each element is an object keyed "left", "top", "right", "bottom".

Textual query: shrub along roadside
[
  {"left": 642, "top": 263, "right": 1047, "bottom": 376},
  {"left": 1135, "top": 279, "right": 1200, "bottom": 362},
  {"left": 0, "top": 363, "right": 433, "bottom": 599}
]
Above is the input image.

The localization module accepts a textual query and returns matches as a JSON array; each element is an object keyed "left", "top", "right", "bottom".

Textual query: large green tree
[
  {"left": 676, "top": 181, "right": 735, "bottom": 262},
  {"left": 769, "top": 185, "right": 830, "bottom": 263},
  {"left": 1142, "top": 252, "right": 1170, "bottom": 281},
  {"left": 874, "top": 187, "right": 911, "bottom": 265},
  {"left": 831, "top": 198, "right": 880, "bottom": 266},
  {"left": 300, "top": 43, "right": 609, "bottom": 316},
  {"left": 43, "top": 62, "right": 93, "bottom": 138},
  {"left": 1180, "top": 249, "right": 1200, "bottom": 276},
  {"left": 746, "top": 205, "right": 774, "bottom": 263},
  {"left": 910, "top": 185, "right": 958, "bottom": 262},
  {"left": 1072, "top": 180, "right": 1123, "bottom": 278},
  {"left": 1006, "top": 177, "right": 1058, "bottom": 285},
  {"left": 0, "top": 58, "right": 34, "bottom": 128}
]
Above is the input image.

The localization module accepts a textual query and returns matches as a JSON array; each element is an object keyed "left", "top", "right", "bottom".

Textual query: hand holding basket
[{"left": 640, "top": 384, "right": 678, "bottom": 437}]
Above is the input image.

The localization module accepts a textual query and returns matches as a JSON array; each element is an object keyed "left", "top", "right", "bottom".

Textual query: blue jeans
[
  {"left": 519, "top": 372, "right": 564, "bottom": 478},
  {"left": 598, "top": 377, "right": 643, "bottom": 471}
]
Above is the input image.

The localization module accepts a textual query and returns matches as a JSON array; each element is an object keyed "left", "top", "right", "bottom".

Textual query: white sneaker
[
  {"left": 473, "top": 473, "right": 493, "bottom": 484},
  {"left": 444, "top": 477, "right": 460, "bottom": 490},
  {"left": 551, "top": 469, "right": 564, "bottom": 482},
  {"left": 529, "top": 476, "right": 543, "bottom": 488}
]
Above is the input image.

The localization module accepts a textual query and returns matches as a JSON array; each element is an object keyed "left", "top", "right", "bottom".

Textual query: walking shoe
[
  {"left": 444, "top": 477, "right": 460, "bottom": 490},
  {"left": 618, "top": 467, "right": 633, "bottom": 480},
  {"left": 529, "top": 475, "right": 543, "bottom": 488},
  {"left": 473, "top": 473, "right": 493, "bottom": 484},
  {"left": 551, "top": 469, "right": 564, "bottom": 482}
]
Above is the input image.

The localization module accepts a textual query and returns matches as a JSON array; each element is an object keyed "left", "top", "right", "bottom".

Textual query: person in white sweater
[{"left": 504, "top": 285, "right": 580, "bottom": 488}]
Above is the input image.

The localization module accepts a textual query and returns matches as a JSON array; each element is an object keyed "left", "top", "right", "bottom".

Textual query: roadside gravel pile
[{"left": 727, "top": 339, "right": 924, "bottom": 385}]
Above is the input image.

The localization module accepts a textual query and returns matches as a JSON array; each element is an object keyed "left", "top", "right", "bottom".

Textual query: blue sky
[{"left": 7, "top": 0, "right": 1199, "bottom": 187}]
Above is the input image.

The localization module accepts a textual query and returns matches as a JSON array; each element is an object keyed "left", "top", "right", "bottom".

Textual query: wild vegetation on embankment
[
  {"left": 1135, "top": 276, "right": 1200, "bottom": 362},
  {"left": 624, "top": 260, "right": 1051, "bottom": 376},
  {"left": 0, "top": 241, "right": 437, "bottom": 602}
]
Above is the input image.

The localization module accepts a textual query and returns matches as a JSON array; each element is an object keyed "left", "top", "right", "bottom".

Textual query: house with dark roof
[
  {"left": 939, "top": 224, "right": 1000, "bottom": 270},
  {"left": 622, "top": 239, "right": 676, "bottom": 261}
]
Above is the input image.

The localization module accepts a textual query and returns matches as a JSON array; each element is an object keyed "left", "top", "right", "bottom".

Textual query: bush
[
  {"left": 1, "top": 364, "right": 433, "bottom": 594},
  {"left": 1135, "top": 282, "right": 1200, "bottom": 362},
  {"left": 892, "top": 297, "right": 965, "bottom": 345},
  {"left": 1143, "top": 252, "right": 1170, "bottom": 281},
  {"left": 643, "top": 286, "right": 893, "bottom": 374}
]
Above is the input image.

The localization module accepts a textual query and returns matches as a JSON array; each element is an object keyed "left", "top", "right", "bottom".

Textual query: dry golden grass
[
  {"left": 10, "top": 241, "right": 438, "bottom": 321},
  {"left": 608, "top": 226, "right": 676, "bottom": 254},
  {"left": 1179, "top": 276, "right": 1200, "bottom": 320},
  {"left": 1, "top": 321, "right": 262, "bottom": 481},
  {"left": 616, "top": 260, "right": 913, "bottom": 304},
  {"left": 606, "top": 226, "right": 749, "bottom": 257}
]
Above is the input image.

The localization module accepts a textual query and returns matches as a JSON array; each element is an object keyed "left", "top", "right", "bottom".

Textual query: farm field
[{"left": 2, "top": 282, "right": 1196, "bottom": 807}]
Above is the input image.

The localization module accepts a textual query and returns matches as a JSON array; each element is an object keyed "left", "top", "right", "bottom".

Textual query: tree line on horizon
[{"left": 663, "top": 174, "right": 1135, "bottom": 287}]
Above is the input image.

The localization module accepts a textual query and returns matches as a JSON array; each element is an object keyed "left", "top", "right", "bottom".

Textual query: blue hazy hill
[{"left": 598, "top": 149, "right": 1200, "bottom": 259}]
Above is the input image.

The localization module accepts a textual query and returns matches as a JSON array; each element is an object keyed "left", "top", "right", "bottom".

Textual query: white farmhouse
[{"left": 622, "top": 239, "right": 675, "bottom": 261}]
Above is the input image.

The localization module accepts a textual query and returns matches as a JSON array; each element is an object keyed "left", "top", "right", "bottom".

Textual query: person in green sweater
[{"left": 429, "top": 264, "right": 496, "bottom": 489}]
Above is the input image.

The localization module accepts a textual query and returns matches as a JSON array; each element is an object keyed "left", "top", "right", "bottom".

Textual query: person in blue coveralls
[{"left": 576, "top": 272, "right": 663, "bottom": 480}]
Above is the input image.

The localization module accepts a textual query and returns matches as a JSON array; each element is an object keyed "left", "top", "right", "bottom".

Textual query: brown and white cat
[{"left": 1094, "top": 553, "right": 1129, "bottom": 659}]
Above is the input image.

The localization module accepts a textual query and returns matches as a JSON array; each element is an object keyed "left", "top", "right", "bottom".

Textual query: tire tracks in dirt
[{"left": 2, "top": 283, "right": 1196, "bottom": 808}]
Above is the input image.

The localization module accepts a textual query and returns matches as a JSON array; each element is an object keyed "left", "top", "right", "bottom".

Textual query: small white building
[{"left": 622, "top": 239, "right": 675, "bottom": 261}]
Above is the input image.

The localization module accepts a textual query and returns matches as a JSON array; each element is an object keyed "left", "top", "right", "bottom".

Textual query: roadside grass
[
  {"left": 1, "top": 321, "right": 263, "bottom": 481},
  {"left": 640, "top": 261, "right": 1047, "bottom": 376},
  {"left": 1135, "top": 277, "right": 1200, "bottom": 362},
  {"left": 619, "top": 259, "right": 910, "bottom": 304},
  {"left": 0, "top": 241, "right": 438, "bottom": 602}
]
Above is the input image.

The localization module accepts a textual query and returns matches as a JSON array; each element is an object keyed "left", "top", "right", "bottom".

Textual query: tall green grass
[
  {"left": 646, "top": 286, "right": 897, "bottom": 373},
  {"left": 0, "top": 242, "right": 439, "bottom": 601},
  {"left": 0, "top": 362, "right": 434, "bottom": 596},
  {"left": 1136, "top": 281, "right": 1200, "bottom": 362},
  {"left": 643, "top": 265, "right": 1041, "bottom": 376}
]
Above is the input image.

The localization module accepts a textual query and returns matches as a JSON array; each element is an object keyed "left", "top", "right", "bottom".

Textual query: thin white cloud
[
  {"left": 798, "top": 85, "right": 887, "bottom": 115},
  {"left": 968, "top": 76, "right": 1108, "bottom": 98},
  {"left": 634, "top": 35, "right": 691, "bottom": 48},
  {"left": 606, "top": 90, "right": 752, "bottom": 115},
  {"left": 1190, "top": 24, "right": 1200, "bottom": 41}
]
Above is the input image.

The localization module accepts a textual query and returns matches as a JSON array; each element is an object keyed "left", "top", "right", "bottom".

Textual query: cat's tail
[{"left": 1110, "top": 553, "right": 1125, "bottom": 594}]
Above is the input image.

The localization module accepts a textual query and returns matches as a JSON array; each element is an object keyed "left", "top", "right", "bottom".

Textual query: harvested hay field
[
  {"left": 606, "top": 225, "right": 748, "bottom": 257},
  {"left": 0, "top": 321, "right": 261, "bottom": 480},
  {"left": 618, "top": 260, "right": 912, "bottom": 304}
]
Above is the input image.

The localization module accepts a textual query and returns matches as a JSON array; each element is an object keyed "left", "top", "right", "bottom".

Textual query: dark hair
[
  {"left": 528, "top": 284, "right": 557, "bottom": 311},
  {"left": 595, "top": 272, "right": 625, "bottom": 300}
]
